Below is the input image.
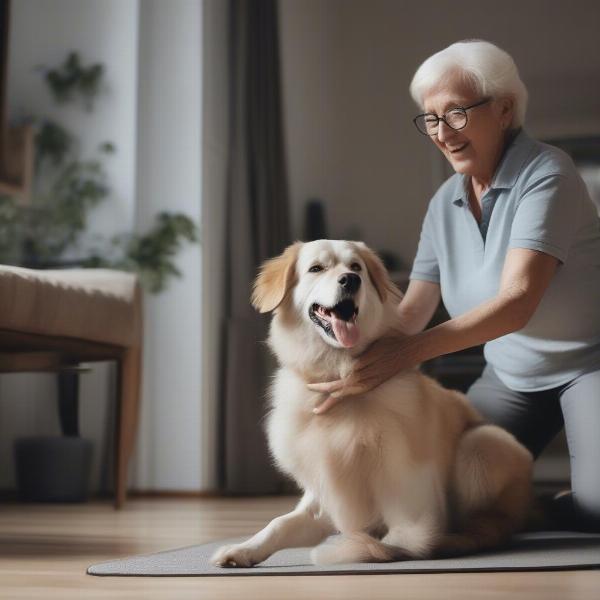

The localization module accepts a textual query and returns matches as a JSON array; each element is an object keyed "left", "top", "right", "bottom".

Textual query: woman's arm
[
  {"left": 310, "top": 248, "right": 559, "bottom": 413},
  {"left": 400, "top": 247, "right": 560, "bottom": 365},
  {"left": 396, "top": 279, "right": 441, "bottom": 335}
]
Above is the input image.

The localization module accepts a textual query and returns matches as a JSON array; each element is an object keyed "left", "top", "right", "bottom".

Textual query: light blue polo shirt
[{"left": 410, "top": 128, "right": 600, "bottom": 391}]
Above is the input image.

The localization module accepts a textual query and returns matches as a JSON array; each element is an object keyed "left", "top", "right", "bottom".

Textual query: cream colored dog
[{"left": 212, "top": 240, "right": 533, "bottom": 567}]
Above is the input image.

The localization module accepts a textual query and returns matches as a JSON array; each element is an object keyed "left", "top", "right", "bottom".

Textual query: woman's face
[{"left": 422, "top": 76, "right": 514, "bottom": 184}]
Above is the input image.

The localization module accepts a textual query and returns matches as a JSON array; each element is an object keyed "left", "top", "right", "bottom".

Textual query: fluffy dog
[{"left": 212, "top": 240, "right": 533, "bottom": 567}]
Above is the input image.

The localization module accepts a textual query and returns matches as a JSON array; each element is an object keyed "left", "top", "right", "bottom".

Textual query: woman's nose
[{"left": 436, "top": 120, "right": 454, "bottom": 143}]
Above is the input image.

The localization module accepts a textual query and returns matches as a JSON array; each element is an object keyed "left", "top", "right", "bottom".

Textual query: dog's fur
[{"left": 212, "top": 240, "right": 533, "bottom": 568}]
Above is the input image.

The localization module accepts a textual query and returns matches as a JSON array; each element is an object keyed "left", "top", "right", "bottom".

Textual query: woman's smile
[{"left": 447, "top": 142, "right": 470, "bottom": 154}]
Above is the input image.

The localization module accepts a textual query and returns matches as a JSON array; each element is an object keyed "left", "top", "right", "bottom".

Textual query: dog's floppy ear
[
  {"left": 354, "top": 242, "right": 399, "bottom": 304},
  {"left": 251, "top": 242, "right": 302, "bottom": 313}
]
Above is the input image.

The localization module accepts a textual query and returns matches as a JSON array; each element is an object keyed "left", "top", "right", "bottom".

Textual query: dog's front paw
[{"left": 211, "top": 544, "right": 261, "bottom": 568}]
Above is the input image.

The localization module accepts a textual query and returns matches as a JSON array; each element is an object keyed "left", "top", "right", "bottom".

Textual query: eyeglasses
[{"left": 413, "top": 97, "right": 492, "bottom": 136}]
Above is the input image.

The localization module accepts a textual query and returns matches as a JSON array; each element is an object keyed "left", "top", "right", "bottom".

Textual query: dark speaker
[{"left": 304, "top": 199, "right": 328, "bottom": 241}]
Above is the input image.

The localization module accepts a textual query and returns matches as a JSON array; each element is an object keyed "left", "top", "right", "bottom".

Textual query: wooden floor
[{"left": 1, "top": 495, "right": 599, "bottom": 599}]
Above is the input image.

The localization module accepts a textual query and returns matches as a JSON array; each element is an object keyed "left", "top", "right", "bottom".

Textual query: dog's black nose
[{"left": 338, "top": 272, "right": 361, "bottom": 294}]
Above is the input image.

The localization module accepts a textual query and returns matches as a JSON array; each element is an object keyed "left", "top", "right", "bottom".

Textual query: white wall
[
  {"left": 7, "top": 0, "right": 139, "bottom": 240},
  {"left": 1, "top": 0, "right": 207, "bottom": 493},
  {"left": 279, "top": 0, "right": 600, "bottom": 268},
  {"left": 132, "top": 0, "right": 203, "bottom": 491}
]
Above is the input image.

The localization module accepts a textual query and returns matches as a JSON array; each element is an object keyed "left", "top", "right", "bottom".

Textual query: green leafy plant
[
  {"left": 86, "top": 213, "right": 199, "bottom": 294},
  {"left": 0, "top": 52, "right": 198, "bottom": 293},
  {"left": 43, "top": 51, "right": 104, "bottom": 111}
]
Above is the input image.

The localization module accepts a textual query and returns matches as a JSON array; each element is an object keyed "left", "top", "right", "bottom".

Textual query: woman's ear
[
  {"left": 251, "top": 242, "right": 302, "bottom": 313},
  {"left": 500, "top": 96, "right": 515, "bottom": 129}
]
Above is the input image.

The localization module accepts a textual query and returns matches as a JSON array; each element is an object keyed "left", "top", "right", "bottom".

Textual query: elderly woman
[{"left": 309, "top": 40, "right": 600, "bottom": 532}]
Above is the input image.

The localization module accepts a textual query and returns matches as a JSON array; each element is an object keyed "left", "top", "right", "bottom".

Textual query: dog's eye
[
  {"left": 308, "top": 264, "right": 324, "bottom": 273},
  {"left": 350, "top": 262, "right": 362, "bottom": 272}
]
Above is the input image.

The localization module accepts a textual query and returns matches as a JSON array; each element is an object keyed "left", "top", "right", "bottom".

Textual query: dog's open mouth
[{"left": 309, "top": 299, "right": 360, "bottom": 348}]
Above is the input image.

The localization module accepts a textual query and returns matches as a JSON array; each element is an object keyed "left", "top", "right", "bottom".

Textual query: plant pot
[{"left": 14, "top": 435, "right": 93, "bottom": 502}]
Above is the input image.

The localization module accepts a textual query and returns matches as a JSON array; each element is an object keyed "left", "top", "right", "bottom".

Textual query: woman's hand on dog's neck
[{"left": 308, "top": 329, "right": 420, "bottom": 414}]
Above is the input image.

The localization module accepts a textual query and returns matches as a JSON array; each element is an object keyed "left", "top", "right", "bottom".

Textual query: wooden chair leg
[{"left": 114, "top": 344, "right": 142, "bottom": 508}]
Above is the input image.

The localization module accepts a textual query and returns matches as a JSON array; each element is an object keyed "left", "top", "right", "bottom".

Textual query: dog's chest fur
[{"left": 265, "top": 368, "right": 429, "bottom": 528}]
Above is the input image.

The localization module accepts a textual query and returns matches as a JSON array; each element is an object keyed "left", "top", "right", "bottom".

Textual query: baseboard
[{"left": 0, "top": 489, "right": 223, "bottom": 501}]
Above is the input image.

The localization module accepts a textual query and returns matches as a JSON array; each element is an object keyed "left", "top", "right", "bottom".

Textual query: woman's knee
[{"left": 466, "top": 370, "right": 563, "bottom": 459}]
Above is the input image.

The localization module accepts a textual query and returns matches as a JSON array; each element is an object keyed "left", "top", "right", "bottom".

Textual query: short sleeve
[
  {"left": 508, "top": 173, "right": 580, "bottom": 264},
  {"left": 410, "top": 203, "right": 440, "bottom": 283}
]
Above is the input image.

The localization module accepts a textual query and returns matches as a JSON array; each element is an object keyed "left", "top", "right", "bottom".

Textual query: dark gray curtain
[
  {"left": 219, "top": 0, "right": 291, "bottom": 494},
  {"left": 0, "top": 0, "right": 10, "bottom": 169}
]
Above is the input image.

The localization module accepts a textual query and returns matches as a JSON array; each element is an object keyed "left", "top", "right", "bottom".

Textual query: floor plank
[{"left": 1, "top": 495, "right": 599, "bottom": 599}]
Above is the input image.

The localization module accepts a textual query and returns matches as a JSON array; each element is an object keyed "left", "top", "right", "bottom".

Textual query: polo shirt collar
[{"left": 451, "top": 128, "right": 535, "bottom": 206}]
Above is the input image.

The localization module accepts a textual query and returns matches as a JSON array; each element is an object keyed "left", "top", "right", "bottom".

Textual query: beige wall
[{"left": 279, "top": 0, "right": 600, "bottom": 269}]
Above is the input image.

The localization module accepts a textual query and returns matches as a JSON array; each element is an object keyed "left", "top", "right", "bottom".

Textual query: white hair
[{"left": 409, "top": 40, "right": 528, "bottom": 128}]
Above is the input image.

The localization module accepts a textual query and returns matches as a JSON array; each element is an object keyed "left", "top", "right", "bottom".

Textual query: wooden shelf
[{"left": 0, "top": 122, "right": 35, "bottom": 204}]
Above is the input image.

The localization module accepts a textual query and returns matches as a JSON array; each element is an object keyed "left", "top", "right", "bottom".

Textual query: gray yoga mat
[{"left": 88, "top": 531, "right": 600, "bottom": 576}]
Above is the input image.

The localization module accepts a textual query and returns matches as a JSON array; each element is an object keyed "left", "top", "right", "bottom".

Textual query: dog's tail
[
  {"left": 433, "top": 510, "right": 517, "bottom": 558},
  {"left": 310, "top": 516, "right": 518, "bottom": 564},
  {"left": 310, "top": 532, "right": 404, "bottom": 565}
]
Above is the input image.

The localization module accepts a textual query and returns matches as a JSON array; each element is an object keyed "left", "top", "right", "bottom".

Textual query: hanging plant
[{"left": 42, "top": 51, "right": 104, "bottom": 111}]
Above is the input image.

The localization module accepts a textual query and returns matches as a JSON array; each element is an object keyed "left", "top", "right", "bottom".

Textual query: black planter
[
  {"left": 13, "top": 368, "right": 94, "bottom": 503},
  {"left": 14, "top": 436, "right": 93, "bottom": 502}
]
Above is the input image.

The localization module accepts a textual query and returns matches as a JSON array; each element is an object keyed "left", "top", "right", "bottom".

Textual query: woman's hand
[{"left": 307, "top": 332, "right": 418, "bottom": 414}]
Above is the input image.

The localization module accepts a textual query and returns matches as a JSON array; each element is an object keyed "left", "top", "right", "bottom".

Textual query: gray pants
[{"left": 467, "top": 365, "right": 600, "bottom": 532}]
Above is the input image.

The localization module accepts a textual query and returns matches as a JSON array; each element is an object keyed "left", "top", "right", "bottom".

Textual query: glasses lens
[
  {"left": 415, "top": 115, "right": 438, "bottom": 135},
  {"left": 445, "top": 108, "right": 467, "bottom": 130}
]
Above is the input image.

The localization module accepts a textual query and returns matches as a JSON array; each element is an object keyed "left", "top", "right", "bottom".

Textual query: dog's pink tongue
[{"left": 331, "top": 314, "right": 360, "bottom": 348}]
